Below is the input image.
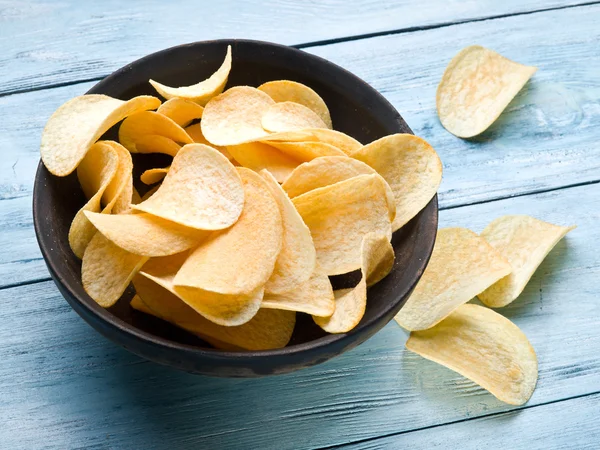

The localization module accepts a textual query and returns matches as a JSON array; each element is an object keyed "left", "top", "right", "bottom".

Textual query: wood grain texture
[
  {"left": 1, "top": 5, "right": 600, "bottom": 289},
  {"left": 0, "top": 0, "right": 588, "bottom": 95},
  {"left": 341, "top": 394, "right": 600, "bottom": 449},
  {"left": 309, "top": 4, "right": 600, "bottom": 208},
  {"left": 1, "top": 182, "right": 597, "bottom": 449}
]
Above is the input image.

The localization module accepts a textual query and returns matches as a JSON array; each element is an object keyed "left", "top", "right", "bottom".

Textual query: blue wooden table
[{"left": 2, "top": 1, "right": 599, "bottom": 448}]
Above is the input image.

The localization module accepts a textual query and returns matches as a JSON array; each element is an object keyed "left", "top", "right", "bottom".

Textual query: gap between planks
[{"left": 1, "top": 0, "right": 599, "bottom": 99}]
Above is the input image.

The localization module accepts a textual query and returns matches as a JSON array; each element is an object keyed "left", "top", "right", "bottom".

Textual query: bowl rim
[{"left": 33, "top": 38, "right": 438, "bottom": 364}]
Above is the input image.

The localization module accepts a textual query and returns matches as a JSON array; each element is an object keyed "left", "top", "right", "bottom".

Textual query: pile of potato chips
[
  {"left": 396, "top": 45, "right": 573, "bottom": 406},
  {"left": 40, "top": 46, "right": 442, "bottom": 351}
]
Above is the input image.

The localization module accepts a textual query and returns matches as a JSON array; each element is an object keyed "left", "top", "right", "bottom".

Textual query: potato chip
[
  {"left": 41, "top": 94, "right": 160, "bottom": 176},
  {"left": 201, "top": 86, "right": 275, "bottom": 146},
  {"left": 406, "top": 304, "right": 538, "bottom": 405},
  {"left": 352, "top": 134, "right": 442, "bottom": 232},
  {"left": 263, "top": 263, "right": 334, "bottom": 316},
  {"left": 395, "top": 228, "right": 512, "bottom": 331},
  {"left": 133, "top": 144, "right": 244, "bottom": 230},
  {"left": 479, "top": 216, "right": 575, "bottom": 307},
  {"left": 314, "top": 233, "right": 394, "bottom": 332},
  {"left": 132, "top": 275, "right": 296, "bottom": 350},
  {"left": 281, "top": 156, "right": 396, "bottom": 221},
  {"left": 260, "top": 170, "right": 316, "bottom": 295},
  {"left": 157, "top": 98, "right": 204, "bottom": 127},
  {"left": 261, "top": 101, "right": 328, "bottom": 133},
  {"left": 82, "top": 232, "right": 149, "bottom": 307},
  {"left": 258, "top": 80, "right": 332, "bottom": 128},
  {"left": 184, "top": 123, "right": 233, "bottom": 160},
  {"left": 102, "top": 141, "right": 135, "bottom": 214},
  {"left": 119, "top": 111, "right": 192, "bottom": 155},
  {"left": 261, "top": 128, "right": 361, "bottom": 155},
  {"left": 292, "top": 174, "right": 392, "bottom": 275},
  {"left": 140, "top": 167, "right": 169, "bottom": 185},
  {"left": 268, "top": 141, "right": 346, "bottom": 162},
  {"left": 437, "top": 45, "right": 537, "bottom": 138},
  {"left": 84, "top": 211, "right": 209, "bottom": 257},
  {"left": 149, "top": 45, "right": 232, "bottom": 105},
  {"left": 141, "top": 184, "right": 160, "bottom": 202},
  {"left": 131, "top": 187, "right": 142, "bottom": 205},
  {"left": 69, "top": 142, "right": 119, "bottom": 258},
  {"left": 227, "top": 142, "right": 300, "bottom": 183}
]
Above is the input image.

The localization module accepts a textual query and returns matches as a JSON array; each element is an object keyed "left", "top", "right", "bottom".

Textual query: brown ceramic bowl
[{"left": 33, "top": 39, "right": 438, "bottom": 377}]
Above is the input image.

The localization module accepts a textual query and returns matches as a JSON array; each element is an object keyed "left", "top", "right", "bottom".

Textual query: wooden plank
[
  {"left": 0, "top": 0, "right": 587, "bottom": 95},
  {"left": 340, "top": 394, "right": 600, "bottom": 449},
  {"left": 309, "top": 3, "right": 600, "bottom": 208},
  {"left": 1, "top": 182, "right": 597, "bottom": 449},
  {"left": 1, "top": 5, "right": 599, "bottom": 288}
]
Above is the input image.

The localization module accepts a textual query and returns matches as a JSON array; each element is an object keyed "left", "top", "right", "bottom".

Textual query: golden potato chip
[
  {"left": 262, "top": 263, "right": 334, "bottom": 316},
  {"left": 406, "top": 304, "right": 538, "bottom": 405},
  {"left": 69, "top": 142, "right": 119, "bottom": 258},
  {"left": 260, "top": 170, "right": 316, "bottom": 295},
  {"left": 141, "top": 184, "right": 160, "bottom": 202},
  {"left": 227, "top": 142, "right": 300, "bottom": 183},
  {"left": 352, "top": 134, "right": 442, "bottom": 232},
  {"left": 314, "top": 233, "right": 394, "bottom": 333},
  {"left": 258, "top": 80, "right": 332, "bottom": 128},
  {"left": 261, "top": 101, "right": 328, "bottom": 133},
  {"left": 184, "top": 123, "right": 232, "bottom": 160},
  {"left": 292, "top": 174, "right": 392, "bottom": 275},
  {"left": 201, "top": 86, "right": 275, "bottom": 146},
  {"left": 41, "top": 94, "right": 160, "bottom": 176},
  {"left": 261, "top": 128, "right": 361, "bottom": 155},
  {"left": 268, "top": 140, "right": 346, "bottom": 162},
  {"left": 479, "top": 215, "right": 575, "bottom": 307},
  {"left": 395, "top": 228, "right": 512, "bottom": 331},
  {"left": 132, "top": 275, "right": 295, "bottom": 350},
  {"left": 133, "top": 144, "right": 244, "bottom": 230},
  {"left": 82, "top": 232, "right": 149, "bottom": 307},
  {"left": 437, "top": 45, "right": 537, "bottom": 138},
  {"left": 156, "top": 98, "right": 204, "bottom": 127},
  {"left": 119, "top": 111, "right": 192, "bottom": 155},
  {"left": 149, "top": 45, "right": 232, "bottom": 105},
  {"left": 140, "top": 167, "right": 169, "bottom": 185},
  {"left": 102, "top": 141, "right": 135, "bottom": 214},
  {"left": 281, "top": 156, "right": 396, "bottom": 221},
  {"left": 84, "top": 211, "right": 209, "bottom": 257}
]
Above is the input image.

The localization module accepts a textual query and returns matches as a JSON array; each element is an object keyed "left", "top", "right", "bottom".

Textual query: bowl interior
[{"left": 35, "top": 40, "right": 436, "bottom": 359}]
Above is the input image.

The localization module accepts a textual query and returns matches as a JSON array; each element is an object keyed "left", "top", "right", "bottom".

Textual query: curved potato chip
[
  {"left": 157, "top": 98, "right": 204, "bottom": 127},
  {"left": 184, "top": 123, "right": 232, "bottom": 160},
  {"left": 41, "top": 94, "right": 160, "bottom": 176},
  {"left": 261, "top": 101, "right": 328, "bottom": 133},
  {"left": 102, "top": 141, "right": 135, "bottom": 214},
  {"left": 133, "top": 144, "right": 244, "bottom": 230},
  {"left": 132, "top": 275, "right": 295, "bottom": 350},
  {"left": 140, "top": 167, "right": 169, "bottom": 185},
  {"left": 82, "top": 232, "right": 149, "bottom": 308},
  {"left": 406, "top": 304, "right": 538, "bottom": 405},
  {"left": 281, "top": 156, "right": 396, "bottom": 221},
  {"left": 395, "top": 228, "right": 512, "bottom": 331},
  {"left": 149, "top": 45, "right": 232, "bottom": 105},
  {"left": 258, "top": 80, "right": 332, "bottom": 128},
  {"left": 69, "top": 142, "right": 119, "bottom": 258},
  {"left": 292, "top": 174, "right": 392, "bottom": 275},
  {"left": 437, "top": 45, "right": 537, "bottom": 138},
  {"left": 352, "top": 134, "right": 442, "bottom": 232},
  {"left": 314, "top": 233, "right": 394, "bottom": 333},
  {"left": 119, "top": 111, "right": 192, "bottom": 155},
  {"left": 227, "top": 142, "right": 300, "bottom": 183},
  {"left": 174, "top": 168, "right": 282, "bottom": 295},
  {"left": 268, "top": 141, "right": 346, "bottom": 162},
  {"left": 263, "top": 263, "right": 334, "bottom": 316},
  {"left": 201, "top": 86, "right": 275, "bottom": 146},
  {"left": 260, "top": 170, "right": 316, "bottom": 295},
  {"left": 261, "top": 128, "right": 361, "bottom": 155},
  {"left": 479, "top": 216, "right": 575, "bottom": 307},
  {"left": 84, "top": 211, "right": 209, "bottom": 257}
]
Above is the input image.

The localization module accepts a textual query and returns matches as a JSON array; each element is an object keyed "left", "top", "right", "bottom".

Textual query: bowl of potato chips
[{"left": 33, "top": 40, "right": 441, "bottom": 377}]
